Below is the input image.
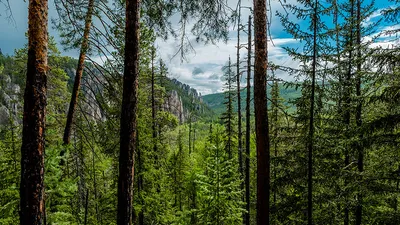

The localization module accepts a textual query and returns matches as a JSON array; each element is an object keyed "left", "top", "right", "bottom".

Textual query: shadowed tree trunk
[
  {"left": 355, "top": 0, "right": 363, "bottom": 223},
  {"left": 63, "top": 0, "right": 95, "bottom": 145},
  {"left": 254, "top": 0, "right": 270, "bottom": 223},
  {"left": 117, "top": 0, "right": 140, "bottom": 224},
  {"left": 245, "top": 15, "right": 252, "bottom": 225},
  {"left": 307, "top": 1, "right": 318, "bottom": 224},
  {"left": 344, "top": 1, "right": 354, "bottom": 224},
  {"left": 20, "top": 0, "right": 48, "bottom": 224}
]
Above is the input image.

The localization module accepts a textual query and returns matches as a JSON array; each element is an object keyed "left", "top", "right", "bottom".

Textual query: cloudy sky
[{"left": 0, "top": 0, "right": 395, "bottom": 95}]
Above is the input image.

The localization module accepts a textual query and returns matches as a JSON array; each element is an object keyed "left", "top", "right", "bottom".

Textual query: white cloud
[{"left": 155, "top": 0, "right": 299, "bottom": 95}]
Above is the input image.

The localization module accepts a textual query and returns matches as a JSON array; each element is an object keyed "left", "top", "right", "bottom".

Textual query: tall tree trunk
[
  {"left": 307, "top": 1, "right": 318, "bottom": 224},
  {"left": 63, "top": 0, "right": 95, "bottom": 145},
  {"left": 344, "top": 1, "right": 354, "bottom": 224},
  {"left": 20, "top": 0, "right": 48, "bottom": 224},
  {"left": 355, "top": 0, "right": 363, "bottom": 223},
  {"left": 117, "top": 0, "right": 140, "bottom": 224},
  {"left": 254, "top": 0, "right": 270, "bottom": 223},
  {"left": 245, "top": 15, "right": 252, "bottom": 225},
  {"left": 236, "top": 0, "right": 244, "bottom": 197}
]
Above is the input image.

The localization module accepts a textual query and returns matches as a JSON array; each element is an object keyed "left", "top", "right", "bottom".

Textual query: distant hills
[{"left": 202, "top": 83, "right": 302, "bottom": 116}]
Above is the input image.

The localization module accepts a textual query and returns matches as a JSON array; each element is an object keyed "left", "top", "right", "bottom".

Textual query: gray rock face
[
  {"left": 0, "top": 75, "right": 21, "bottom": 125},
  {"left": 0, "top": 105, "right": 10, "bottom": 125},
  {"left": 163, "top": 90, "right": 186, "bottom": 122},
  {"left": 162, "top": 78, "right": 207, "bottom": 122}
]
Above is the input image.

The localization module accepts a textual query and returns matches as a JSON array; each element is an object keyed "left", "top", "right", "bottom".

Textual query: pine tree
[
  {"left": 117, "top": 0, "right": 140, "bottom": 224},
  {"left": 20, "top": 0, "right": 48, "bottom": 224},
  {"left": 253, "top": 0, "right": 271, "bottom": 223},
  {"left": 221, "top": 57, "right": 236, "bottom": 159},
  {"left": 196, "top": 124, "right": 244, "bottom": 225},
  {"left": 63, "top": 0, "right": 95, "bottom": 145},
  {"left": 244, "top": 14, "right": 252, "bottom": 225}
]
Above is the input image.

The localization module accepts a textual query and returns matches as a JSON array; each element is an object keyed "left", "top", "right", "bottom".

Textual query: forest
[{"left": 1, "top": 0, "right": 400, "bottom": 224}]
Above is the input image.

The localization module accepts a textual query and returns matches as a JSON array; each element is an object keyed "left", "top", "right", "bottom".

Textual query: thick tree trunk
[
  {"left": 307, "top": 1, "right": 318, "bottom": 224},
  {"left": 355, "top": 0, "right": 363, "bottom": 223},
  {"left": 20, "top": 0, "right": 48, "bottom": 224},
  {"left": 253, "top": 0, "right": 270, "bottom": 224},
  {"left": 63, "top": 0, "right": 95, "bottom": 145},
  {"left": 245, "top": 15, "right": 252, "bottom": 225},
  {"left": 117, "top": 0, "right": 140, "bottom": 224}
]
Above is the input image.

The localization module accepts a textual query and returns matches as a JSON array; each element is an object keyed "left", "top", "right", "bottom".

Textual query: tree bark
[
  {"left": 63, "top": 0, "right": 95, "bottom": 145},
  {"left": 20, "top": 0, "right": 48, "bottom": 224},
  {"left": 245, "top": 15, "right": 252, "bottom": 225},
  {"left": 253, "top": 0, "right": 270, "bottom": 223},
  {"left": 117, "top": 0, "right": 140, "bottom": 224},
  {"left": 307, "top": 1, "right": 318, "bottom": 224}
]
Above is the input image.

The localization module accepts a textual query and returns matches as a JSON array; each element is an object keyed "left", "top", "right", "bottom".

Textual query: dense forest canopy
[{"left": 1, "top": 0, "right": 400, "bottom": 224}]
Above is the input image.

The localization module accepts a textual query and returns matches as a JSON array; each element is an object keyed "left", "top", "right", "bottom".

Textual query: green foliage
[{"left": 196, "top": 124, "right": 244, "bottom": 225}]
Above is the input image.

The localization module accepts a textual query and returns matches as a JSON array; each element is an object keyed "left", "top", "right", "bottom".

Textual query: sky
[{"left": 0, "top": 0, "right": 396, "bottom": 95}]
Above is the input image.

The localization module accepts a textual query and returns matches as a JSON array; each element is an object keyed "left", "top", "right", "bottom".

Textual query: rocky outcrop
[
  {"left": 162, "top": 78, "right": 208, "bottom": 122},
  {"left": 0, "top": 75, "right": 20, "bottom": 125},
  {"left": 163, "top": 90, "right": 186, "bottom": 122}
]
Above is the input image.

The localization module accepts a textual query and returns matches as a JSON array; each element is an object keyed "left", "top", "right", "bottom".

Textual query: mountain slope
[{"left": 202, "top": 83, "right": 301, "bottom": 116}]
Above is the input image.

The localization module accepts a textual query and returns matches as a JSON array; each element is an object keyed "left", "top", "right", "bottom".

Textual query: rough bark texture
[
  {"left": 20, "top": 0, "right": 48, "bottom": 224},
  {"left": 254, "top": 0, "right": 270, "bottom": 224},
  {"left": 117, "top": 0, "right": 140, "bottom": 224},
  {"left": 63, "top": 0, "right": 95, "bottom": 145},
  {"left": 245, "top": 15, "right": 252, "bottom": 225},
  {"left": 307, "top": 1, "right": 318, "bottom": 224}
]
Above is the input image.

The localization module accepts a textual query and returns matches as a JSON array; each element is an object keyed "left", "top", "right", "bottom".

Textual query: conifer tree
[
  {"left": 253, "top": 0, "right": 271, "bottom": 223},
  {"left": 117, "top": 0, "right": 140, "bottom": 224},
  {"left": 222, "top": 57, "right": 236, "bottom": 159},
  {"left": 63, "top": 0, "right": 95, "bottom": 145},
  {"left": 20, "top": 0, "right": 48, "bottom": 224},
  {"left": 244, "top": 15, "right": 252, "bottom": 225}
]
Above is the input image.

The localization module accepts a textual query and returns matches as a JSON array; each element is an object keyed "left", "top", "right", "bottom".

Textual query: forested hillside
[
  {"left": 202, "top": 83, "right": 301, "bottom": 115},
  {"left": 1, "top": 0, "right": 400, "bottom": 225}
]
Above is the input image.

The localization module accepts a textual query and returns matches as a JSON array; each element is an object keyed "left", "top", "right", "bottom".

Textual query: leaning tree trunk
[
  {"left": 117, "top": 0, "right": 140, "bottom": 224},
  {"left": 20, "top": 0, "right": 48, "bottom": 224},
  {"left": 245, "top": 15, "right": 252, "bottom": 225},
  {"left": 63, "top": 0, "right": 95, "bottom": 145},
  {"left": 254, "top": 0, "right": 270, "bottom": 224}
]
